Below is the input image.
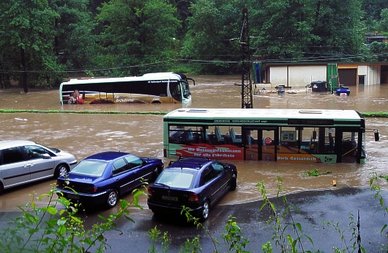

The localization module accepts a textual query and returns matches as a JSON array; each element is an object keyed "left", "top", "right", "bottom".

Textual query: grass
[
  {"left": 0, "top": 109, "right": 387, "bottom": 117},
  {"left": 0, "top": 109, "right": 167, "bottom": 115}
]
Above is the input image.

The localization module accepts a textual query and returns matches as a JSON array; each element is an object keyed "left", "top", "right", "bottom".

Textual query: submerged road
[
  {"left": 100, "top": 187, "right": 388, "bottom": 252},
  {"left": 0, "top": 187, "right": 387, "bottom": 252}
]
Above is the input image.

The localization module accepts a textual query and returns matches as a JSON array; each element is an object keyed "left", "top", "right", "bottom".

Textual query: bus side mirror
[{"left": 374, "top": 129, "right": 380, "bottom": 141}]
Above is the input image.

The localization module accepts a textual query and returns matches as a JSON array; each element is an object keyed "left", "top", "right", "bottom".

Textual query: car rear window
[
  {"left": 156, "top": 169, "right": 195, "bottom": 189},
  {"left": 71, "top": 160, "right": 107, "bottom": 177}
]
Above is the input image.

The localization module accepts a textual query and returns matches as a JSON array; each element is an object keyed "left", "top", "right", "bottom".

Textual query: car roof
[
  {"left": 85, "top": 151, "right": 131, "bottom": 161},
  {"left": 0, "top": 140, "right": 37, "bottom": 150},
  {"left": 169, "top": 157, "right": 212, "bottom": 170}
]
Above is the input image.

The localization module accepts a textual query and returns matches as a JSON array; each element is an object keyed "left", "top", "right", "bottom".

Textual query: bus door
[
  {"left": 335, "top": 128, "right": 362, "bottom": 163},
  {"left": 243, "top": 127, "right": 277, "bottom": 161}
]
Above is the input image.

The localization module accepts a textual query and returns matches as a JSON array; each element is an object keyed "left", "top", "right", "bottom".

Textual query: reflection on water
[{"left": 0, "top": 75, "right": 387, "bottom": 210}]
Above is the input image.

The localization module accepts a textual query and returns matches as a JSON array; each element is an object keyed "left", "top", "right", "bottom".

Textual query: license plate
[
  {"left": 161, "top": 195, "right": 178, "bottom": 201},
  {"left": 67, "top": 193, "right": 80, "bottom": 200}
]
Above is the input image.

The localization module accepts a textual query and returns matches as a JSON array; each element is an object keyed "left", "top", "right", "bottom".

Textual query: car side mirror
[{"left": 42, "top": 153, "right": 51, "bottom": 159}]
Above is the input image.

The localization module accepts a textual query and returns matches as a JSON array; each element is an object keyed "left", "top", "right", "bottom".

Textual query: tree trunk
[{"left": 20, "top": 48, "right": 28, "bottom": 93}]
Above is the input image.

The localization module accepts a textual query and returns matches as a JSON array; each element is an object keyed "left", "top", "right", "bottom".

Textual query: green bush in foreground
[
  {"left": 0, "top": 186, "right": 143, "bottom": 253},
  {"left": 0, "top": 176, "right": 387, "bottom": 253}
]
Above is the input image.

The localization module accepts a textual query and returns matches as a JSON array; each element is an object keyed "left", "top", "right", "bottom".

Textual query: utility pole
[{"left": 240, "top": 8, "right": 253, "bottom": 108}]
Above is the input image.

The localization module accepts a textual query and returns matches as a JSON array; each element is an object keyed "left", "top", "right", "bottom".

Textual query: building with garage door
[{"left": 253, "top": 62, "right": 388, "bottom": 88}]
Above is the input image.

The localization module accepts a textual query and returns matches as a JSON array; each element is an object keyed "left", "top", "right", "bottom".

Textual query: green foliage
[
  {"left": 0, "top": 187, "right": 133, "bottom": 253},
  {"left": 148, "top": 226, "right": 170, "bottom": 253},
  {"left": 180, "top": 236, "right": 201, "bottom": 253},
  {"left": 223, "top": 216, "right": 250, "bottom": 253},
  {"left": 252, "top": 0, "right": 314, "bottom": 60},
  {"left": 325, "top": 212, "right": 365, "bottom": 253},
  {"left": 96, "top": 0, "right": 180, "bottom": 75},
  {"left": 304, "top": 168, "right": 332, "bottom": 177},
  {"left": 0, "top": 1, "right": 385, "bottom": 87},
  {"left": 257, "top": 180, "right": 315, "bottom": 253}
]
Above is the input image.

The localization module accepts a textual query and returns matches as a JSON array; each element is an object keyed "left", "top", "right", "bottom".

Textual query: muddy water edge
[{"left": 0, "top": 75, "right": 387, "bottom": 211}]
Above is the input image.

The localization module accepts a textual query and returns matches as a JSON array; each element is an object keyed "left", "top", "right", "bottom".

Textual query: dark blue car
[
  {"left": 147, "top": 157, "right": 237, "bottom": 221},
  {"left": 56, "top": 151, "right": 163, "bottom": 208}
]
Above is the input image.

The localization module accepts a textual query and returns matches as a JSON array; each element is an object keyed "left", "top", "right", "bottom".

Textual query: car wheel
[
  {"left": 106, "top": 190, "right": 119, "bottom": 208},
  {"left": 201, "top": 201, "right": 210, "bottom": 221},
  {"left": 230, "top": 173, "right": 237, "bottom": 191},
  {"left": 55, "top": 164, "right": 69, "bottom": 178}
]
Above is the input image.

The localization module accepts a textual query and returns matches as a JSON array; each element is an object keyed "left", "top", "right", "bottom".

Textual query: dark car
[
  {"left": 147, "top": 157, "right": 237, "bottom": 221},
  {"left": 56, "top": 151, "right": 163, "bottom": 208}
]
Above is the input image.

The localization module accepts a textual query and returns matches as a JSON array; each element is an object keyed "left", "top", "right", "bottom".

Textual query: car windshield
[
  {"left": 156, "top": 169, "right": 195, "bottom": 189},
  {"left": 71, "top": 160, "right": 107, "bottom": 177}
]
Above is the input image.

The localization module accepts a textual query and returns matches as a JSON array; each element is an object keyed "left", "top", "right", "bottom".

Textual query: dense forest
[{"left": 0, "top": 0, "right": 387, "bottom": 91}]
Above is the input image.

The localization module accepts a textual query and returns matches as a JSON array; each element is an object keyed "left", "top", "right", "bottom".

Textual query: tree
[
  {"left": 182, "top": 0, "right": 242, "bottom": 73},
  {"left": 379, "top": 8, "right": 388, "bottom": 33},
  {"left": 51, "top": 0, "right": 97, "bottom": 75},
  {"left": 362, "top": 0, "right": 388, "bottom": 32},
  {"left": 251, "top": 0, "right": 314, "bottom": 61},
  {"left": 96, "top": 0, "right": 180, "bottom": 75},
  {"left": 0, "top": 0, "right": 58, "bottom": 92},
  {"left": 307, "top": 0, "right": 365, "bottom": 60}
]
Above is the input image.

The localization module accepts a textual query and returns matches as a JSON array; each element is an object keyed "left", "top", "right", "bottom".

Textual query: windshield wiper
[{"left": 156, "top": 182, "right": 170, "bottom": 189}]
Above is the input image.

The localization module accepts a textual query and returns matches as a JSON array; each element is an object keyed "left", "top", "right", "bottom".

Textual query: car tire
[
  {"left": 230, "top": 173, "right": 237, "bottom": 191},
  {"left": 0, "top": 182, "right": 4, "bottom": 194},
  {"left": 200, "top": 201, "right": 210, "bottom": 221},
  {"left": 106, "top": 190, "right": 119, "bottom": 208},
  {"left": 54, "top": 164, "right": 69, "bottom": 178}
]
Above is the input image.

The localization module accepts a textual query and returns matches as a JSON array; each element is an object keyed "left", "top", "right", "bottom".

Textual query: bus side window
[
  {"left": 229, "top": 128, "right": 242, "bottom": 144},
  {"left": 215, "top": 126, "right": 224, "bottom": 144},
  {"left": 185, "top": 129, "right": 194, "bottom": 143}
]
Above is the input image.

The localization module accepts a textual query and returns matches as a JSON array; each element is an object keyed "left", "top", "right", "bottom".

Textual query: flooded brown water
[{"left": 0, "top": 75, "right": 387, "bottom": 211}]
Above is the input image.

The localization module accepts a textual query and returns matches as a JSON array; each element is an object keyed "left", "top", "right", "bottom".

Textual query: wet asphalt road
[
  {"left": 0, "top": 187, "right": 387, "bottom": 252},
  {"left": 97, "top": 187, "right": 388, "bottom": 253}
]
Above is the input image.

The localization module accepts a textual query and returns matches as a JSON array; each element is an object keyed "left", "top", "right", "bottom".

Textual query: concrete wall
[
  {"left": 269, "top": 65, "right": 327, "bottom": 87},
  {"left": 269, "top": 64, "right": 382, "bottom": 87}
]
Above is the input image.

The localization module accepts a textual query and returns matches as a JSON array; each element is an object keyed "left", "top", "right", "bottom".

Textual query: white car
[{"left": 0, "top": 140, "right": 77, "bottom": 193}]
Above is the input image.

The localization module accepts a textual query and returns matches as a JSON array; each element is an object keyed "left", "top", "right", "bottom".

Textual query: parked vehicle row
[
  {"left": 0, "top": 140, "right": 238, "bottom": 221},
  {"left": 56, "top": 154, "right": 237, "bottom": 220}
]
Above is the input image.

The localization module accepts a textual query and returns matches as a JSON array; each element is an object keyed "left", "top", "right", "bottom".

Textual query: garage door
[{"left": 338, "top": 69, "right": 357, "bottom": 86}]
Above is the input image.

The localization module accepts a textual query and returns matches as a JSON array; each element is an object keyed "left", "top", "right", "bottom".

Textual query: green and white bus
[{"left": 163, "top": 108, "right": 366, "bottom": 163}]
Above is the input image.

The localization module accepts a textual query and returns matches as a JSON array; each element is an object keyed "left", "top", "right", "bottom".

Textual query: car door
[
  {"left": 25, "top": 145, "right": 55, "bottom": 180},
  {"left": 0, "top": 146, "right": 31, "bottom": 188},
  {"left": 111, "top": 157, "right": 133, "bottom": 194},
  {"left": 199, "top": 163, "right": 226, "bottom": 205}
]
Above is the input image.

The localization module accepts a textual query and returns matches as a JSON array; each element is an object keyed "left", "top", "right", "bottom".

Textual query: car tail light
[
  {"left": 188, "top": 193, "right": 199, "bottom": 203},
  {"left": 87, "top": 185, "right": 98, "bottom": 193},
  {"left": 148, "top": 187, "right": 154, "bottom": 197}
]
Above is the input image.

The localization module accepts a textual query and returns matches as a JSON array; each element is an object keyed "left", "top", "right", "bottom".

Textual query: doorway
[{"left": 243, "top": 127, "right": 277, "bottom": 161}]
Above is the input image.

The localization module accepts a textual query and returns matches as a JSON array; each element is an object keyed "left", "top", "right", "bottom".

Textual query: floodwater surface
[{"left": 0, "top": 75, "right": 387, "bottom": 211}]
